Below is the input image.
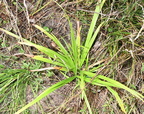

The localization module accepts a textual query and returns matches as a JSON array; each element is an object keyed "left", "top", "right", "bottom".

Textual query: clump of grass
[
  {"left": 0, "top": 0, "right": 143, "bottom": 114},
  {"left": 0, "top": 60, "right": 45, "bottom": 113}
]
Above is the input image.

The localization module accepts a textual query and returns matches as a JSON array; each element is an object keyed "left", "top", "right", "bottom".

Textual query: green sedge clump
[{"left": 0, "top": 0, "right": 143, "bottom": 114}]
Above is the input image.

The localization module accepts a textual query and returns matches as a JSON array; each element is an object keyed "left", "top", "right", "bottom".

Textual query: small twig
[
  {"left": 134, "top": 20, "right": 144, "bottom": 41},
  {"left": 23, "top": 0, "right": 30, "bottom": 24},
  {"left": 30, "top": 67, "right": 62, "bottom": 72},
  {"left": 77, "top": 8, "right": 106, "bottom": 16},
  {"left": 134, "top": 3, "right": 144, "bottom": 41}
]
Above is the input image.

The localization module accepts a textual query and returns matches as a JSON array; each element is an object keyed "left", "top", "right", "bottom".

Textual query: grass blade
[
  {"left": 83, "top": 71, "right": 144, "bottom": 101},
  {"left": 19, "top": 42, "right": 64, "bottom": 59},
  {"left": 33, "top": 24, "right": 68, "bottom": 55},
  {"left": 0, "top": 28, "right": 27, "bottom": 42},
  {"left": 85, "top": 0, "right": 106, "bottom": 45},
  {"left": 107, "top": 86, "right": 126, "bottom": 113},
  {"left": 30, "top": 55, "right": 65, "bottom": 67},
  {"left": 97, "top": 75, "right": 144, "bottom": 101},
  {"left": 0, "top": 27, "right": 75, "bottom": 70},
  {"left": 15, "top": 76, "right": 77, "bottom": 114},
  {"left": 80, "top": 0, "right": 106, "bottom": 66},
  {"left": 33, "top": 24, "right": 75, "bottom": 70},
  {"left": 83, "top": 92, "right": 92, "bottom": 114}
]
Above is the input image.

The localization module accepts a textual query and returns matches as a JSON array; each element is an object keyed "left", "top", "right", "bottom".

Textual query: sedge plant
[{"left": 0, "top": 0, "right": 143, "bottom": 113}]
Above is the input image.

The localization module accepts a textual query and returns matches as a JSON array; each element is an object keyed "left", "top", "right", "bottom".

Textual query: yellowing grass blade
[
  {"left": 83, "top": 91, "right": 92, "bottom": 114},
  {"left": 107, "top": 86, "right": 126, "bottom": 114},
  {"left": 31, "top": 55, "right": 64, "bottom": 67},
  {"left": 19, "top": 42, "right": 64, "bottom": 59},
  {"left": 0, "top": 28, "right": 28, "bottom": 42}
]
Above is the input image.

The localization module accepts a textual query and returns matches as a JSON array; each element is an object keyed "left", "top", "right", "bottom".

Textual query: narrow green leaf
[
  {"left": 88, "top": 22, "right": 104, "bottom": 50},
  {"left": 15, "top": 76, "right": 77, "bottom": 114},
  {"left": 80, "top": 22, "right": 104, "bottom": 66},
  {"left": 68, "top": 20, "right": 78, "bottom": 73},
  {"left": 0, "top": 27, "right": 75, "bottom": 70},
  {"left": 33, "top": 24, "right": 75, "bottom": 70},
  {"left": 34, "top": 24, "right": 68, "bottom": 55},
  {"left": 85, "top": 78, "right": 115, "bottom": 87},
  {"left": 0, "top": 28, "right": 22, "bottom": 40},
  {"left": 83, "top": 71, "right": 144, "bottom": 101},
  {"left": 83, "top": 92, "right": 92, "bottom": 114},
  {"left": 97, "top": 75, "right": 144, "bottom": 101},
  {"left": 0, "top": 28, "right": 30, "bottom": 43},
  {"left": 85, "top": 0, "right": 105, "bottom": 45},
  {"left": 19, "top": 42, "right": 64, "bottom": 59},
  {"left": 80, "top": 0, "right": 106, "bottom": 66},
  {"left": 107, "top": 87, "right": 126, "bottom": 113},
  {"left": 32, "top": 55, "right": 65, "bottom": 67}
]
